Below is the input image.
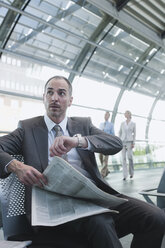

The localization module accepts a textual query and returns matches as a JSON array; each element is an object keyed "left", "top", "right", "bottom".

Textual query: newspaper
[
  {"left": 0, "top": 240, "right": 32, "bottom": 248},
  {"left": 32, "top": 156, "right": 127, "bottom": 226}
]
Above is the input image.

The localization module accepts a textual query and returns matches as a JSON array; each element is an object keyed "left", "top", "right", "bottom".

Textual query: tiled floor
[
  {"left": 105, "top": 167, "right": 165, "bottom": 247},
  {"left": 106, "top": 167, "right": 164, "bottom": 200}
]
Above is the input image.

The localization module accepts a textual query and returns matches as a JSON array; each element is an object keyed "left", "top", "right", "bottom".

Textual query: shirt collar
[
  {"left": 125, "top": 120, "right": 132, "bottom": 125},
  {"left": 44, "top": 114, "right": 68, "bottom": 132}
]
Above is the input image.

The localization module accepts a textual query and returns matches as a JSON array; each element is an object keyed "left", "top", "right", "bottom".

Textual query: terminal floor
[
  {"left": 105, "top": 167, "right": 164, "bottom": 247},
  {"left": 105, "top": 167, "right": 164, "bottom": 200},
  {"left": 0, "top": 168, "right": 164, "bottom": 247}
]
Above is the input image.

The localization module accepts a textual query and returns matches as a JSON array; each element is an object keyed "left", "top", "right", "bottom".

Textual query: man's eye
[
  {"left": 59, "top": 91, "right": 65, "bottom": 96},
  {"left": 47, "top": 91, "right": 53, "bottom": 95}
]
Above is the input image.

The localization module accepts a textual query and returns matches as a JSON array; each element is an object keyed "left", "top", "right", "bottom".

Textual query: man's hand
[
  {"left": 7, "top": 159, "right": 47, "bottom": 187},
  {"left": 49, "top": 136, "right": 77, "bottom": 157},
  {"left": 49, "top": 136, "right": 87, "bottom": 157}
]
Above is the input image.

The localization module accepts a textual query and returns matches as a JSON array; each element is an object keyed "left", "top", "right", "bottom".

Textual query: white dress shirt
[{"left": 44, "top": 114, "right": 94, "bottom": 182}]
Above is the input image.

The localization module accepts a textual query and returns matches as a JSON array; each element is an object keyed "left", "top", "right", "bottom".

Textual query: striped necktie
[
  {"left": 53, "top": 124, "right": 67, "bottom": 161},
  {"left": 54, "top": 124, "right": 63, "bottom": 137}
]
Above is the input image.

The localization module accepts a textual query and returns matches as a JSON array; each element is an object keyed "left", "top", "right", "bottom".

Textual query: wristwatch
[{"left": 74, "top": 134, "right": 83, "bottom": 148}]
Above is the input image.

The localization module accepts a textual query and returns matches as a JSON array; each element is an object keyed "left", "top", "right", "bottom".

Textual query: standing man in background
[
  {"left": 119, "top": 110, "right": 136, "bottom": 180},
  {"left": 99, "top": 111, "right": 115, "bottom": 178}
]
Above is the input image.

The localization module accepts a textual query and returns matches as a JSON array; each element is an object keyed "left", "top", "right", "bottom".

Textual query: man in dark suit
[{"left": 0, "top": 76, "right": 164, "bottom": 248}]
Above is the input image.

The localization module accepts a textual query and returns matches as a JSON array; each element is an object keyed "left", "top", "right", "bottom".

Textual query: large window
[
  {"left": 72, "top": 76, "right": 120, "bottom": 111},
  {"left": 0, "top": 95, "right": 44, "bottom": 131}
]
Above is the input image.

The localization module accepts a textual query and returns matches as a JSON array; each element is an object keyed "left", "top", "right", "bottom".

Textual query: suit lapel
[
  {"left": 32, "top": 117, "right": 48, "bottom": 171},
  {"left": 67, "top": 117, "right": 81, "bottom": 136}
]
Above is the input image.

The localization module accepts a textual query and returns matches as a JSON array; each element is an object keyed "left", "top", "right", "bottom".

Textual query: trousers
[
  {"left": 122, "top": 142, "right": 134, "bottom": 178},
  {"left": 30, "top": 194, "right": 165, "bottom": 248},
  {"left": 99, "top": 153, "right": 109, "bottom": 166}
]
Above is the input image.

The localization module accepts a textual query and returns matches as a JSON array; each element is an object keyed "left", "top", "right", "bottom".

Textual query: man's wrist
[
  {"left": 74, "top": 134, "right": 87, "bottom": 148},
  {"left": 74, "top": 134, "right": 83, "bottom": 148},
  {"left": 7, "top": 159, "right": 23, "bottom": 173}
]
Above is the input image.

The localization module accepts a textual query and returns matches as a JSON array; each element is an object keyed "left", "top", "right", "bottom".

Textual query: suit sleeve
[
  {"left": 0, "top": 127, "right": 24, "bottom": 177},
  {"left": 85, "top": 118, "right": 123, "bottom": 155}
]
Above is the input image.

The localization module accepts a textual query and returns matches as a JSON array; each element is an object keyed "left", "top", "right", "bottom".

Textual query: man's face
[
  {"left": 104, "top": 112, "right": 110, "bottom": 121},
  {"left": 43, "top": 78, "right": 73, "bottom": 122}
]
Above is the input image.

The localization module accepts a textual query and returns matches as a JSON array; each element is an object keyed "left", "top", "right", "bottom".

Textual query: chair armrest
[
  {"left": 139, "top": 191, "right": 165, "bottom": 197},
  {"left": 139, "top": 188, "right": 165, "bottom": 198}
]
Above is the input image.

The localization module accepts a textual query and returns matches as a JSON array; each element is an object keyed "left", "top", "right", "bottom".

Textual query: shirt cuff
[
  {"left": 5, "top": 159, "right": 14, "bottom": 173},
  {"left": 81, "top": 137, "right": 91, "bottom": 150}
]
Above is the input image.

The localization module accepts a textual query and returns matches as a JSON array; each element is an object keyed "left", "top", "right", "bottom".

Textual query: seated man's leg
[
  {"left": 76, "top": 213, "right": 123, "bottom": 248},
  {"left": 113, "top": 195, "right": 165, "bottom": 248},
  {"left": 31, "top": 222, "right": 88, "bottom": 248},
  {"left": 32, "top": 214, "right": 123, "bottom": 248}
]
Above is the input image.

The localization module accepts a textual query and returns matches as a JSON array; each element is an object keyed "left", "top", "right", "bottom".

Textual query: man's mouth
[{"left": 49, "top": 104, "right": 60, "bottom": 109}]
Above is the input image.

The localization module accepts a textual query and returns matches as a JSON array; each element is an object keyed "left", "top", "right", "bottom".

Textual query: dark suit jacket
[{"left": 0, "top": 116, "right": 123, "bottom": 216}]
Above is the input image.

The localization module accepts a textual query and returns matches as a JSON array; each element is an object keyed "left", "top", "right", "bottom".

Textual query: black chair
[
  {"left": 139, "top": 167, "right": 165, "bottom": 209},
  {"left": 0, "top": 155, "right": 89, "bottom": 248},
  {"left": 139, "top": 168, "right": 165, "bottom": 248},
  {"left": 0, "top": 172, "right": 33, "bottom": 241},
  {"left": 0, "top": 155, "right": 32, "bottom": 242}
]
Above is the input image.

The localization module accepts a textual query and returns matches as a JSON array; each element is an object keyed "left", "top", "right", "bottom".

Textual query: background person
[
  {"left": 119, "top": 110, "right": 136, "bottom": 180},
  {"left": 0, "top": 76, "right": 164, "bottom": 248},
  {"left": 99, "top": 111, "right": 115, "bottom": 177}
]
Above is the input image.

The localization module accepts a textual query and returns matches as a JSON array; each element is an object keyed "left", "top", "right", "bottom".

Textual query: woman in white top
[{"left": 119, "top": 110, "right": 136, "bottom": 180}]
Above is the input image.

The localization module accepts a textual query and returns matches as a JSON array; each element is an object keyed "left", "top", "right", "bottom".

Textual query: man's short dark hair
[{"left": 44, "top": 76, "right": 72, "bottom": 96}]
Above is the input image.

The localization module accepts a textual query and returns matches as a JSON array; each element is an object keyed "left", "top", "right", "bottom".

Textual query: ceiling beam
[
  {"left": 116, "top": 0, "right": 131, "bottom": 11},
  {"left": 144, "top": 85, "right": 165, "bottom": 144},
  {"left": 10, "top": 0, "right": 87, "bottom": 51},
  {"left": 68, "top": 14, "right": 113, "bottom": 83},
  {"left": 124, "top": 44, "right": 156, "bottom": 89},
  {"left": 111, "top": 89, "right": 125, "bottom": 123},
  {"left": 86, "top": 0, "right": 165, "bottom": 49},
  {"left": 0, "top": 0, "right": 30, "bottom": 57},
  {"left": 145, "top": 97, "right": 158, "bottom": 143},
  {"left": 161, "top": 30, "right": 165, "bottom": 39}
]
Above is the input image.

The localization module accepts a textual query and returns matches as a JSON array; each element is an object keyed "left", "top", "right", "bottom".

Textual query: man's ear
[
  {"left": 43, "top": 93, "right": 45, "bottom": 103},
  {"left": 68, "top": 96, "right": 73, "bottom": 107}
]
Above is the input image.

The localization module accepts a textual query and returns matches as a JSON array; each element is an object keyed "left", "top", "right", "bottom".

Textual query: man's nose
[{"left": 51, "top": 92, "right": 58, "bottom": 101}]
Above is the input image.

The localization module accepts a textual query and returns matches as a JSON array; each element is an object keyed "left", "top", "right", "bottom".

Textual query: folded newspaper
[{"left": 32, "top": 156, "right": 127, "bottom": 226}]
